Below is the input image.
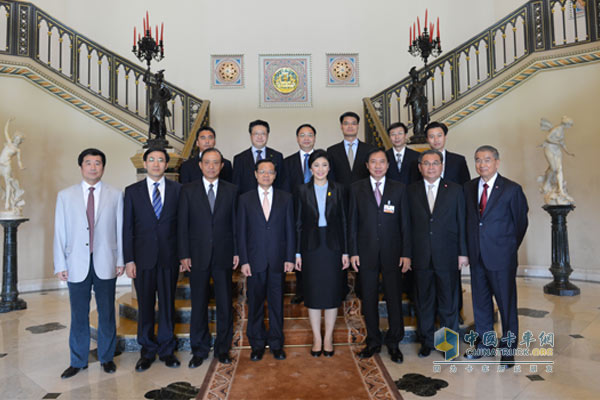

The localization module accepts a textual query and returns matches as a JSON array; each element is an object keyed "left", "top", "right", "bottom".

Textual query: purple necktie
[
  {"left": 87, "top": 187, "right": 95, "bottom": 253},
  {"left": 374, "top": 182, "right": 382, "bottom": 207}
]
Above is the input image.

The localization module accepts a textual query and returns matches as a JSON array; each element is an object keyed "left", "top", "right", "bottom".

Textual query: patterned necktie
[
  {"left": 86, "top": 187, "right": 95, "bottom": 254},
  {"left": 262, "top": 190, "right": 270, "bottom": 220},
  {"left": 374, "top": 181, "right": 382, "bottom": 206},
  {"left": 396, "top": 152, "right": 402, "bottom": 172},
  {"left": 152, "top": 182, "right": 162, "bottom": 219},
  {"left": 303, "top": 153, "right": 312, "bottom": 183},
  {"left": 347, "top": 143, "right": 355, "bottom": 170},
  {"left": 480, "top": 183, "right": 489, "bottom": 216},
  {"left": 256, "top": 149, "right": 263, "bottom": 162},
  {"left": 208, "top": 183, "right": 215, "bottom": 213},
  {"left": 427, "top": 184, "right": 436, "bottom": 213}
]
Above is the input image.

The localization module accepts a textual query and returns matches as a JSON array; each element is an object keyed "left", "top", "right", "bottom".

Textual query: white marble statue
[
  {"left": 0, "top": 118, "right": 26, "bottom": 218},
  {"left": 538, "top": 116, "right": 575, "bottom": 205}
]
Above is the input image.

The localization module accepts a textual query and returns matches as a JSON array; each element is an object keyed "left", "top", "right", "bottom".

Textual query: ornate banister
[
  {"left": 365, "top": 0, "right": 600, "bottom": 148},
  {"left": 0, "top": 0, "right": 207, "bottom": 145}
]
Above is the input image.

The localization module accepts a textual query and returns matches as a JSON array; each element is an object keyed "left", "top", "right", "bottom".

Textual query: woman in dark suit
[{"left": 295, "top": 149, "right": 349, "bottom": 357}]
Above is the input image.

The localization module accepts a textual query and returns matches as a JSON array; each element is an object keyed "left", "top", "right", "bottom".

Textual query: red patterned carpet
[{"left": 197, "top": 346, "right": 401, "bottom": 400}]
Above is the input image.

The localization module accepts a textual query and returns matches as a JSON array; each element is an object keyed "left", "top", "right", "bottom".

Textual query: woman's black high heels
[{"left": 311, "top": 349, "right": 323, "bottom": 357}]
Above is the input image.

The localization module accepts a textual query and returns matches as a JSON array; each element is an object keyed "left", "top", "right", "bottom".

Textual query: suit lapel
[
  {"left": 95, "top": 183, "right": 108, "bottom": 224},
  {"left": 416, "top": 181, "right": 431, "bottom": 215},
  {"left": 295, "top": 152, "right": 304, "bottom": 182},
  {"left": 307, "top": 182, "right": 319, "bottom": 219},
  {"left": 137, "top": 180, "right": 156, "bottom": 220},
  {"left": 363, "top": 179, "right": 379, "bottom": 209},
  {"left": 160, "top": 179, "right": 177, "bottom": 220},
  {"left": 325, "top": 183, "right": 334, "bottom": 221},
  {"left": 352, "top": 141, "right": 364, "bottom": 171},
  {"left": 432, "top": 180, "right": 448, "bottom": 216}
]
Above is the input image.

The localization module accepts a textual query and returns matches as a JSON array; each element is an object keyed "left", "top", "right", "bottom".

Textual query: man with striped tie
[
  {"left": 283, "top": 123, "right": 317, "bottom": 304},
  {"left": 123, "top": 147, "right": 182, "bottom": 372}
]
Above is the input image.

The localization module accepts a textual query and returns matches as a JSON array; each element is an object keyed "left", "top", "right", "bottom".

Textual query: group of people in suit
[{"left": 52, "top": 112, "right": 528, "bottom": 379}]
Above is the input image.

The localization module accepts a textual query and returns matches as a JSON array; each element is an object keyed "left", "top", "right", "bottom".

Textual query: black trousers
[
  {"left": 246, "top": 267, "right": 284, "bottom": 350},
  {"left": 414, "top": 265, "right": 459, "bottom": 349},
  {"left": 190, "top": 264, "right": 233, "bottom": 357},
  {"left": 359, "top": 255, "right": 404, "bottom": 350},
  {"left": 470, "top": 257, "right": 518, "bottom": 349},
  {"left": 134, "top": 266, "right": 179, "bottom": 359}
]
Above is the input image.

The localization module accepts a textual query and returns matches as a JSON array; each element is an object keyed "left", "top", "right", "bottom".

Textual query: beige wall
[
  {"left": 448, "top": 62, "right": 600, "bottom": 281},
  {"left": 0, "top": 77, "right": 138, "bottom": 291}
]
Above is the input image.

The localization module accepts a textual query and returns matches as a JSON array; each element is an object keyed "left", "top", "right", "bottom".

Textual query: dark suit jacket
[
  {"left": 408, "top": 179, "right": 467, "bottom": 270},
  {"left": 464, "top": 174, "right": 528, "bottom": 271},
  {"left": 179, "top": 154, "right": 233, "bottom": 184},
  {"left": 386, "top": 147, "right": 420, "bottom": 185},
  {"left": 232, "top": 147, "right": 284, "bottom": 194},
  {"left": 237, "top": 189, "right": 295, "bottom": 273},
  {"left": 349, "top": 178, "right": 411, "bottom": 270},
  {"left": 327, "top": 140, "right": 376, "bottom": 189},
  {"left": 283, "top": 151, "right": 307, "bottom": 194},
  {"left": 123, "top": 178, "right": 181, "bottom": 270},
  {"left": 295, "top": 181, "right": 347, "bottom": 254},
  {"left": 443, "top": 151, "right": 471, "bottom": 185},
  {"left": 177, "top": 179, "right": 238, "bottom": 270}
]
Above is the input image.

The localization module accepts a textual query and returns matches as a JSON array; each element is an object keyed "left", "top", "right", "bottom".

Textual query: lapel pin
[{"left": 327, "top": 192, "right": 331, "bottom": 196}]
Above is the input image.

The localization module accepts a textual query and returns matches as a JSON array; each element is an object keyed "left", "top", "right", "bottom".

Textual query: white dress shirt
[
  {"left": 258, "top": 185, "right": 273, "bottom": 213},
  {"left": 478, "top": 172, "right": 498, "bottom": 203},
  {"left": 146, "top": 176, "right": 165, "bottom": 205},
  {"left": 344, "top": 139, "right": 359, "bottom": 157},
  {"left": 423, "top": 177, "right": 441, "bottom": 198},
  {"left": 299, "top": 149, "right": 314, "bottom": 174},
  {"left": 393, "top": 147, "right": 407, "bottom": 169},
  {"left": 252, "top": 145, "right": 267, "bottom": 163},
  {"left": 203, "top": 177, "right": 219, "bottom": 195},
  {"left": 369, "top": 176, "right": 386, "bottom": 194}
]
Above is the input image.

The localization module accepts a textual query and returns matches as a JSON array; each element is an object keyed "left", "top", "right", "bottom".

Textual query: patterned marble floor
[{"left": 0, "top": 277, "right": 598, "bottom": 399}]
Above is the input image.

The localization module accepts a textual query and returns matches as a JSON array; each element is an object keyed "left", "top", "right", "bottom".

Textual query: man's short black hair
[
  {"left": 255, "top": 158, "right": 276, "bottom": 171},
  {"left": 365, "top": 147, "right": 387, "bottom": 162},
  {"left": 200, "top": 147, "right": 224, "bottom": 163},
  {"left": 339, "top": 111, "right": 360, "bottom": 124},
  {"left": 78, "top": 148, "right": 106, "bottom": 167},
  {"left": 425, "top": 121, "right": 448, "bottom": 136},
  {"left": 195, "top": 126, "right": 216, "bottom": 142},
  {"left": 143, "top": 147, "right": 170, "bottom": 163},
  {"left": 249, "top": 119, "right": 270, "bottom": 134},
  {"left": 418, "top": 149, "right": 444, "bottom": 164},
  {"left": 387, "top": 122, "right": 408, "bottom": 135},
  {"left": 296, "top": 123, "right": 317, "bottom": 136}
]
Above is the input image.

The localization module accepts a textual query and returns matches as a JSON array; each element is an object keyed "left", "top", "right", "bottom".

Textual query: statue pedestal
[
  {"left": 0, "top": 217, "right": 28, "bottom": 313},
  {"left": 542, "top": 205, "right": 579, "bottom": 296}
]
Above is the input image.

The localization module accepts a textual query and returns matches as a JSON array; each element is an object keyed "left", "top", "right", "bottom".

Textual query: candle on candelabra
[
  {"left": 413, "top": 23, "right": 416, "bottom": 41},
  {"left": 160, "top": 22, "right": 164, "bottom": 42},
  {"left": 146, "top": 11, "right": 149, "bottom": 33},
  {"left": 425, "top": 9, "right": 428, "bottom": 32},
  {"left": 437, "top": 17, "right": 440, "bottom": 39},
  {"left": 155, "top": 26, "right": 159, "bottom": 44},
  {"left": 417, "top": 16, "right": 421, "bottom": 35},
  {"left": 133, "top": 26, "right": 136, "bottom": 47}
]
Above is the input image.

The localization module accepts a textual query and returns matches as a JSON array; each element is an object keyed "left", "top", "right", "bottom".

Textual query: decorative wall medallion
[
  {"left": 327, "top": 53, "right": 359, "bottom": 87},
  {"left": 211, "top": 54, "right": 244, "bottom": 88},
  {"left": 259, "top": 54, "right": 312, "bottom": 108}
]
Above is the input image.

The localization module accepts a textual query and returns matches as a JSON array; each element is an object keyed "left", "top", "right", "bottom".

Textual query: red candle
[
  {"left": 413, "top": 23, "right": 416, "bottom": 40},
  {"left": 138, "top": 33, "right": 141, "bottom": 42},
  {"left": 133, "top": 27, "right": 136, "bottom": 46},
  {"left": 437, "top": 17, "right": 440, "bottom": 38},
  {"left": 143, "top": 17, "right": 146, "bottom": 34},
  {"left": 146, "top": 11, "right": 149, "bottom": 33},
  {"left": 417, "top": 16, "right": 420, "bottom": 35},
  {"left": 155, "top": 26, "right": 158, "bottom": 44},
  {"left": 161, "top": 22, "right": 164, "bottom": 42},
  {"left": 425, "top": 9, "right": 428, "bottom": 31}
]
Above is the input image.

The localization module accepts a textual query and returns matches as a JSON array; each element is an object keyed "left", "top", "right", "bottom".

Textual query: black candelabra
[
  {"left": 408, "top": 10, "right": 442, "bottom": 66},
  {"left": 132, "top": 12, "right": 171, "bottom": 149}
]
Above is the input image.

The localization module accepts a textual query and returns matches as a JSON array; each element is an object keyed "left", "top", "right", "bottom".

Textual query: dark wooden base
[
  {"left": 0, "top": 297, "right": 27, "bottom": 313},
  {"left": 543, "top": 281, "right": 580, "bottom": 296}
]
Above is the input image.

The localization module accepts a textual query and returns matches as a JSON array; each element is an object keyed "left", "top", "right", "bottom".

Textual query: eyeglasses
[
  {"left": 342, "top": 122, "right": 358, "bottom": 126},
  {"left": 252, "top": 132, "right": 268, "bottom": 137},
  {"left": 421, "top": 161, "right": 442, "bottom": 167},
  {"left": 298, "top": 133, "right": 315, "bottom": 138},
  {"left": 257, "top": 170, "right": 276, "bottom": 175}
]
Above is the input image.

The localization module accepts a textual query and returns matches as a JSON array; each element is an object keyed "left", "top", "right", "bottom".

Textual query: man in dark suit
[
  {"left": 283, "top": 123, "right": 316, "bottom": 304},
  {"left": 349, "top": 148, "right": 411, "bottom": 364},
  {"left": 179, "top": 126, "right": 233, "bottom": 184},
  {"left": 237, "top": 159, "right": 295, "bottom": 361},
  {"left": 425, "top": 121, "right": 471, "bottom": 321},
  {"left": 178, "top": 148, "right": 239, "bottom": 368},
  {"left": 385, "top": 122, "right": 420, "bottom": 185},
  {"left": 233, "top": 120, "right": 284, "bottom": 194},
  {"left": 407, "top": 149, "right": 468, "bottom": 358},
  {"left": 464, "top": 145, "right": 528, "bottom": 367},
  {"left": 123, "top": 148, "right": 181, "bottom": 371},
  {"left": 327, "top": 111, "right": 376, "bottom": 190}
]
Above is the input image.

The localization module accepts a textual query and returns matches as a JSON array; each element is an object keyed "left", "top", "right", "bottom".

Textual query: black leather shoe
[
  {"left": 218, "top": 352, "right": 232, "bottom": 364},
  {"left": 61, "top": 365, "right": 87, "bottom": 379},
  {"left": 160, "top": 354, "right": 181, "bottom": 368},
  {"left": 271, "top": 348, "right": 286, "bottom": 360},
  {"left": 135, "top": 357, "right": 154, "bottom": 372},
  {"left": 101, "top": 361, "right": 116, "bottom": 373},
  {"left": 188, "top": 355, "right": 207, "bottom": 368},
  {"left": 500, "top": 355, "right": 515, "bottom": 368},
  {"left": 291, "top": 294, "right": 304, "bottom": 304},
  {"left": 389, "top": 348, "right": 404, "bottom": 363},
  {"left": 418, "top": 346, "right": 432, "bottom": 358},
  {"left": 250, "top": 347, "right": 265, "bottom": 361},
  {"left": 323, "top": 349, "right": 335, "bottom": 357},
  {"left": 357, "top": 346, "right": 381, "bottom": 359},
  {"left": 310, "top": 349, "right": 322, "bottom": 357}
]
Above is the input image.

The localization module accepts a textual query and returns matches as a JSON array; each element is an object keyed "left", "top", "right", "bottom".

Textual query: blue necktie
[
  {"left": 256, "top": 149, "right": 263, "bottom": 162},
  {"left": 152, "top": 182, "right": 162, "bottom": 218},
  {"left": 303, "top": 153, "right": 312, "bottom": 183}
]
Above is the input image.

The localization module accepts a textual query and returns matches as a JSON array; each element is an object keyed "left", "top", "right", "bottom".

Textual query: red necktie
[
  {"left": 479, "top": 183, "right": 488, "bottom": 216},
  {"left": 87, "top": 187, "right": 95, "bottom": 253}
]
